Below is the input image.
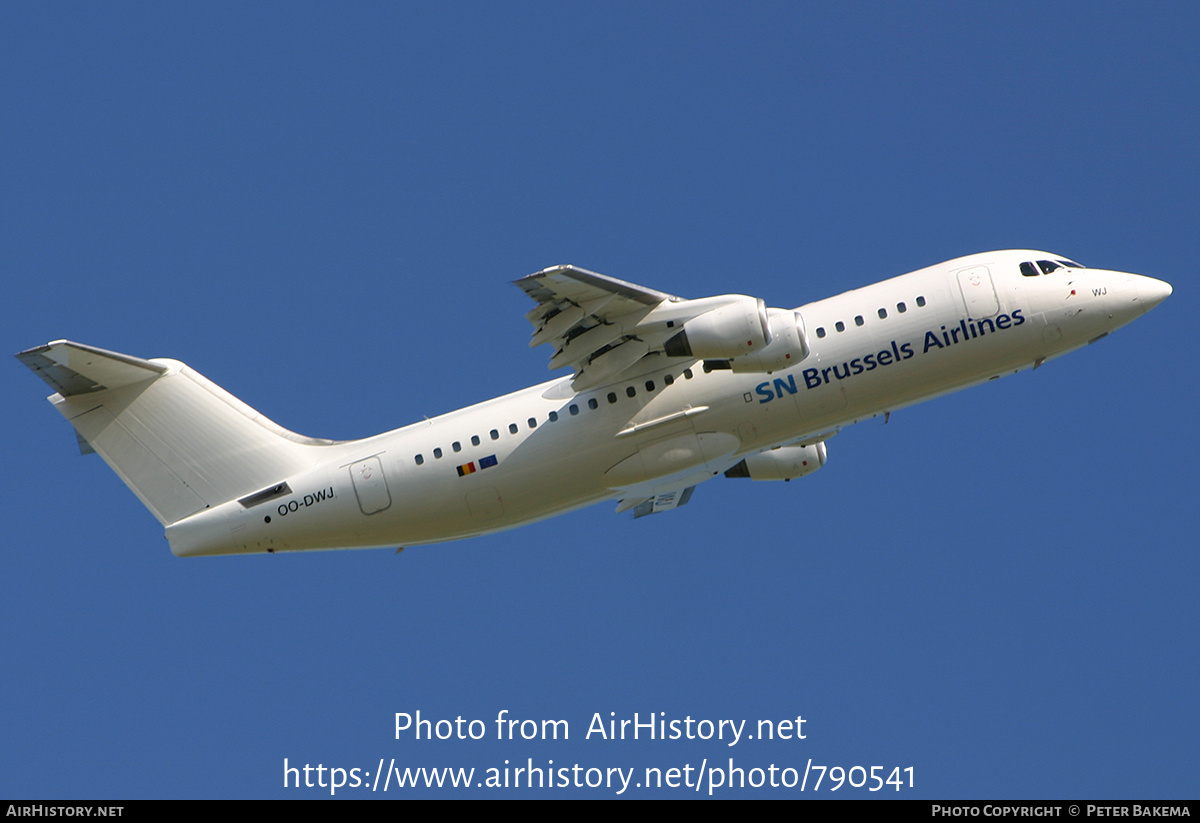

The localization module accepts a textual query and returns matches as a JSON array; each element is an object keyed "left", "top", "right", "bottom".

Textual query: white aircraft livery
[{"left": 18, "top": 250, "right": 1171, "bottom": 557}]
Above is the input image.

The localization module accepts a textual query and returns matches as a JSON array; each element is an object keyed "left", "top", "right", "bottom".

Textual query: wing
[
  {"left": 516, "top": 265, "right": 771, "bottom": 391},
  {"left": 515, "top": 265, "right": 680, "bottom": 391}
]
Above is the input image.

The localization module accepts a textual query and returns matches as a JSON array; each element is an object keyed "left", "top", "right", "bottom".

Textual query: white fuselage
[{"left": 164, "top": 250, "right": 1169, "bottom": 556}]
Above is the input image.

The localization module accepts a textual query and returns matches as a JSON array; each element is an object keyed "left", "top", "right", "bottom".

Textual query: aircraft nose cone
[{"left": 1134, "top": 276, "right": 1173, "bottom": 315}]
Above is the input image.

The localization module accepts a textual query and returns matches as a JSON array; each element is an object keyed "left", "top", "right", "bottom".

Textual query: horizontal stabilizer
[{"left": 16, "top": 340, "right": 166, "bottom": 397}]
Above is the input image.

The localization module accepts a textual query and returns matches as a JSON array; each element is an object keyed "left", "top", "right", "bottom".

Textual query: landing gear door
[
  {"left": 349, "top": 456, "right": 392, "bottom": 515},
  {"left": 957, "top": 266, "right": 1000, "bottom": 318}
]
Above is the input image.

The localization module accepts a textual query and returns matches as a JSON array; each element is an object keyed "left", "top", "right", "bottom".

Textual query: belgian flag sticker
[{"left": 457, "top": 455, "right": 497, "bottom": 476}]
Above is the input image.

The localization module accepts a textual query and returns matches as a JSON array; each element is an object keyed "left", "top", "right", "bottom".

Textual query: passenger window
[
  {"left": 684, "top": 368, "right": 693, "bottom": 379},
  {"left": 509, "top": 423, "right": 518, "bottom": 434},
  {"left": 878, "top": 308, "right": 887, "bottom": 319},
  {"left": 645, "top": 380, "right": 655, "bottom": 392},
  {"left": 527, "top": 418, "right": 536, "bottom": 429},
  {"left": 855, "top": 315, "right": 864, "bottom": 326},
  {"left": 452, "top": 441, "right": 462, "bottom": 452},
  {"left": 548, "top": 411, "right": 558, "bottom": 422},
  {"left": 607, "top": 392, "right": 618, "bottom": 404},
  {"left": 588, "top": 398, "right": 598, "bottom": 410},
  {"left": 569, "top": 404, "right": 579, "bottom": 416},
  {"left": 916, "top": 296, "right": 926, "bottom": 307},
  {"left": 1020, "top": 262, "right": 1039, "bottom": 277},
  {"left": 897, "top": 302, "right": 906, "bottom": 313},
  {"left": 471, "top": 435, "right": 480, "bottom": 446},
  {"left": 415, "top": 454, "right": 424, "bottom": 465},
  {"left": 835, "top": 321, "right": 845, "bottom": 332},
  {"left": 816, "top": 327, "right": 826, "bottom": 338},
  {"left": 490, "top": 429, "right": 499, "bottom": 440},
  {"left": 626, "top": 386, "right": 636, "bottom": 398},
  {"left": 664, "top": 374, "right": 674, "bottom": 386},
  {"left": 434, "top": 448, "right": 443, "bottom": 459}
]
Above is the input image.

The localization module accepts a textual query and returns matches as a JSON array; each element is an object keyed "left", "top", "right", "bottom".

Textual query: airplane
[{"left": 17, "top": 250, "right": 1171, "bottom": 557}]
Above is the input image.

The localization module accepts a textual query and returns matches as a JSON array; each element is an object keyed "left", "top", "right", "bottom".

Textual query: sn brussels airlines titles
[
  {"left": 18, "top": 249, "right": 1170, "bottom": 555},
  {"left": 756, "top": 307, "right": 1024, "bottom": 401}
]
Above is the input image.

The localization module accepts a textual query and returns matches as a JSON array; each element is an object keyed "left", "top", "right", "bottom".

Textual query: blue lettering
[
  {"left": 923, "top": 331, "right": 944, "bottom": 353},
  {"left": 802, "top": 369, "right": 822, "bottom": 389},
  {"left": 773, "top": 374, "right": 798, "bottom": 397},
  {"left": 756, "top": 381, "right": 774, "bottom": 403}
]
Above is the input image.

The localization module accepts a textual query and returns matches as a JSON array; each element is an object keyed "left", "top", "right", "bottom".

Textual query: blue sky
[{"left": 3, "top": 2, "right": 1196, "bottom": 798}]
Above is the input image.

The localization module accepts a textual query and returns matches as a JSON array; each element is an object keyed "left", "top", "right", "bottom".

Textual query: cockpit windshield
[{"left": 1022, "top": 258, "right": 1086, "bottom": 276}]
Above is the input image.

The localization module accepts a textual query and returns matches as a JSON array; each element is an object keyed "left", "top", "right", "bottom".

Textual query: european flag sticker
[{"left": 479, "top": 455, "right": 498, "bottom": 470}]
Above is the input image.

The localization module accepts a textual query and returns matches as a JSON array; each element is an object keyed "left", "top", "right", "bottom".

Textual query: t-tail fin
[{"left": 17, "top": 340, "right": 332, "bottom": 526}]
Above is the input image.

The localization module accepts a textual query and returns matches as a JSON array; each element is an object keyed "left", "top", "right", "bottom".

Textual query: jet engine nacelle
[
  {"left": 724, "top": 441, "right": 828, "bottom": 481},
  {"left": 728, "top": 309, "right": 810, "bottom": 373},
  {"left": 663, "top": 296, "right": 770, "bottom": 360}
]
